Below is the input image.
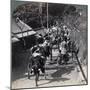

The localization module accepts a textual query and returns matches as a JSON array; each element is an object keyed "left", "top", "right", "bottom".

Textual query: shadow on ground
[
  {"left": 38, "top": 66, "right": 75, "bottom": 86},
  {"left": 12, "top": 61, "right": 75, "bottom": 87}
]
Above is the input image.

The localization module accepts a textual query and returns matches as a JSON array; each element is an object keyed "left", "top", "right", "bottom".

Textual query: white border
[{"left": 0, "top": 0, "right": 89, "bottom": 90}]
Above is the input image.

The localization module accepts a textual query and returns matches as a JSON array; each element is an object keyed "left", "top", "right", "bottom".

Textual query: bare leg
[{"left": 27, "top": 63, "right": 31, "bottom": 79}]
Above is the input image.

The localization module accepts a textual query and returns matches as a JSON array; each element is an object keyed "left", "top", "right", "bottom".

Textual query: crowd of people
[{"left": 28, "top": 22, "right": 79, "bottom": 76}]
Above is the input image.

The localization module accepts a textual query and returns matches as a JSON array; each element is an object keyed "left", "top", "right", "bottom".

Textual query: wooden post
[
  {"left": 39, "top": 2, "right": 43, "bottom": 27},
  {"left": 47, "top": 3, "right": 48, "bottom": 29},
  {"left": 75, "top": 53, "right": 88, "bottom": 84},
  {"left": 50, "top": 44, "right": 52, "bottom": 61}
]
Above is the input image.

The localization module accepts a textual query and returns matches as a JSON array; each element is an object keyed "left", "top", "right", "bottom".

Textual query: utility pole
[
  {"left": 39, "top": 2, "right": 43, "bottom": 27},
  {"left": 47, "top": 3, "right": 48, "bottom": 29}
]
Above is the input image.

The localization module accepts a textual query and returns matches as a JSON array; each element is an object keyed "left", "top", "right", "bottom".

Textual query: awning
[{"left": 11, "top": 18, "right": 36, "bottom": 43}]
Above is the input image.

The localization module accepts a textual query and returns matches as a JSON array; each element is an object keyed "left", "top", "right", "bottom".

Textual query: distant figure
[
  {"left": 59, "top": 37, "right": 69, "bottom": 64},
  {"left": 63, "top": 25, "right": 71, "bottom": 39}
]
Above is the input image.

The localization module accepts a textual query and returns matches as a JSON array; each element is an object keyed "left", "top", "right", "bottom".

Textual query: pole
[
  {"left": 39, "top": 2, "right": 43, "bottom": 27},
  {"left": 47, "top": 3, "right": 48, "bottom": 29},
  {"left": 47, "top": 3, "right": 52, "bottom": 61},
  {"left": 75, "top": 53, "right": 88, "bottom": 84}
]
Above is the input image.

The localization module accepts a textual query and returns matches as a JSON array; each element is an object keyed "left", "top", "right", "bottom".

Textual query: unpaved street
[{"left": 12, "top": 49, "right": 87, "bottom": 89}]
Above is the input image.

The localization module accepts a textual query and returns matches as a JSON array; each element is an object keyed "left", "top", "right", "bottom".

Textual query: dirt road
[{"left": 11, "top": 49, "right": 87, "bottom": 89}]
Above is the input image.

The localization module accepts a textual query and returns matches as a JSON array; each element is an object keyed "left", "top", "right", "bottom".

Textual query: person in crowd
[{"left": 59, "top": 37, "right": 69, "bottom": 64}]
